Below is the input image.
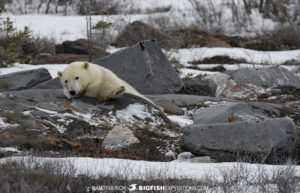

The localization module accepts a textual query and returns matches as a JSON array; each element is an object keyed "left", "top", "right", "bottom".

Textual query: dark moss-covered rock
[
  {"left": 114, "top": 21, "right": 176, "bottom": 49},
  {"left": 180, "top": 78, "right": 217, "bottom": 97}
]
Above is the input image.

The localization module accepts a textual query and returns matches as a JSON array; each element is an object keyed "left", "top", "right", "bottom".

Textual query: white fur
[{"left": 58, "top": 61, "right": 153, "bottom": 103}]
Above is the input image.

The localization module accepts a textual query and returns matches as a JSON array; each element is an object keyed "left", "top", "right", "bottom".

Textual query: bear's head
[{"left": 57, "top": 62, "right": 92, "bottom": 99}]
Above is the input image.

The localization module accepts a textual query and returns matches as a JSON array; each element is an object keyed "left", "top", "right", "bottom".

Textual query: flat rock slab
[
  {"left": 32, "top": 77, "right": 62, "bottom": 89},
  {"left": 184, "top": 101, "right": 298, "bottom": 163},
  {"left": 93, "top": 40, "right": 183, "bottom": 94},
  {"left": 193, "top": 102, "right": 292, "bottom": 124},
  {"left": 0, "top": 89, "right": 180, "bottom": 160},
  {"left": 0, "top": 68, "right": 52, "bottom": 91},
  {"left": 0, "top": 89, "right": 168, "bottom": 133},
  {"left": 230, "top": 66, "right": 300, "bottom": 88},
  {"left": 183, "top": 118, "right": 298, "bottom": 163},
  {"left": 147, "top": 94, "right": 224, "bottom": 107},
  {"left": 147, "top": 94, "right": 227, "bottom": 115}
]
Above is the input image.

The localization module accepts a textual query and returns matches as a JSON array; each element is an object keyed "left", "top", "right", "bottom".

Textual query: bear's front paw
[
  {"left": 115, "top": 86, "right": 125, "bottom": 96},
  {"left": 100, "top": 86, "right": 126, "bottom": 101}
]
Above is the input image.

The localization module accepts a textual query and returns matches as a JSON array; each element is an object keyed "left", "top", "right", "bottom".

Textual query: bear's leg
[
  {"left": 102, "top": 86, "right": 125, "bottom": 101},
  {"left": 115, "top": 86, "right": 125, "bottom": 96}
]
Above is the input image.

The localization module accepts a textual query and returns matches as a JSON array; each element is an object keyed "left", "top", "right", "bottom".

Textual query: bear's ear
[
  {"left": 83, "top": 62, "right": 89, "bottom": 69},
  {"left": 57, "top": 71, "right": 62, "bottom": 78}
]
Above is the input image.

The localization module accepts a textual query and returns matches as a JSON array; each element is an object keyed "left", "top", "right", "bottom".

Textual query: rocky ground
[{"left": 0, "top": 38, "right": 300, "bottom": 165}]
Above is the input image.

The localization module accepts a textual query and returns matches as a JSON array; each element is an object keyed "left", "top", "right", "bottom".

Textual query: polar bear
[{"left": 57, "top": 61, "right": 154, "bottom": 104}]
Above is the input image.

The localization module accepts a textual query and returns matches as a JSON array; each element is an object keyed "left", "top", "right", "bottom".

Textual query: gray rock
[
  {"left": 93, "top": 40, "right": 183, "bottom": 94},
  {"left": 203, "top": 73, "right": 230, "bottom": 86},
  {"left": 147, "top": 94, "right": 224, "bottom": 108},
  {"left": 183, "top": 118, "right": 298, "bottom": 163},
  {"left": 184, "top": 101, "right": 298, "bottom": 163},
  {"left": 0, "top": 68, "right": 52, "bottom": 91},
  {"left": 163, "top": 104, "right": 185, "bottom": 115},
  {"left": 147, "top": 94, "right": 227, "bottom": 115},
  {"left": 193, "top": 102, "right": 292, "bottom": 124},
  {"left": 102, "top": 125, "right": 140, "bottom": 150},
  {"left": 230, "top": 66, "right": 300, "bottom": 88},
  {"left": 0, "top": 90, "right": 126, "bottom": 134},
  {"left": 194, "top": 102, "right": 257, "bottom": 124},
  {"left": 0, "top": 88, "right": 179, "bottom": 159},
  {"left": 32, "top": 77, "right": 62, "bottom": 89},
  {"left": 181, "top": 78, "right": 216, "bottom": 96}
]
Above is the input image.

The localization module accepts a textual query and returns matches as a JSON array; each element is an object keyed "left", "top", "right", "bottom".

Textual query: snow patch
[
  {"left": 167, "top": 115, "right": 193, "bottom": 127},
  {"left": 116, "top": 103, "right": 152, "bottom": 122},
  {"left": 179, "top": 68, "right": 219, "bottom": 79},
  {"left": 0, "top": 147, "right": 20, "bottom": 153},
  {"left": 116, "top": 103, "right": 162, "bottom": 128},
  {"left": 2, "top": 156, "right": 300, "bottom": 183},
  {"left": 35, "top": 106, "right": 57, "bottom": 114},
  {"left": 33, "top": 106, "right": 117, "bottom": 134},
  {"left": 0, "top": 63, "right": 68, "bottom": 77},
  {"left": 0, "top": 117, "right": 19, "bottom": 129},
  {"left": 172, "top": 47, "right": 300, "bottom": 67}
]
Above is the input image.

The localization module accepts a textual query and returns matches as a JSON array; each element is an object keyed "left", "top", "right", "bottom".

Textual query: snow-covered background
[{"left": 4, "top": 0, "right": 300, "bottom": 42}]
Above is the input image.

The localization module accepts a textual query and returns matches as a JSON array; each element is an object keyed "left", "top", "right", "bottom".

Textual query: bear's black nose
[{"left": 69, "top": 90, "right": 76, "bottom": 96}]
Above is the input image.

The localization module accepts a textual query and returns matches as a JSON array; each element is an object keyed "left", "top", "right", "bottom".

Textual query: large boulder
[
  {"left": 114, "top": 21, "right": 175, "bottom": 49},
  {"left": 184, "top": 118, "right": 297, "bottom": 163},
  {"left": 56, "top": 39, "right": 89, "bottom": 55},
  {"left": 230, "top": 66, "right": 300, "bottom": 88},
  {"left": 183, "top": 102, "right": 299, "bottom": 163},
  {"left": 170, "top": 29, "right": 232, "bottom": 48},
  {"left": 93, "top": 40, "right": 183, "bottom": 94},
  {"left": 55, "top": 39, "right": 106, "bottom": 58},
  {"left": 0, "top": 68, "right": 52, "bottom": 91}
]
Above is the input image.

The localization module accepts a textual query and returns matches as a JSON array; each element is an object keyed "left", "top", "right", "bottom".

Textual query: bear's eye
[
  {"left": 75, "top": 76, "right": 79, "bottom": 80},
  {"left": 65, "top": 80, "right": 68, "bottom": 83}
]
